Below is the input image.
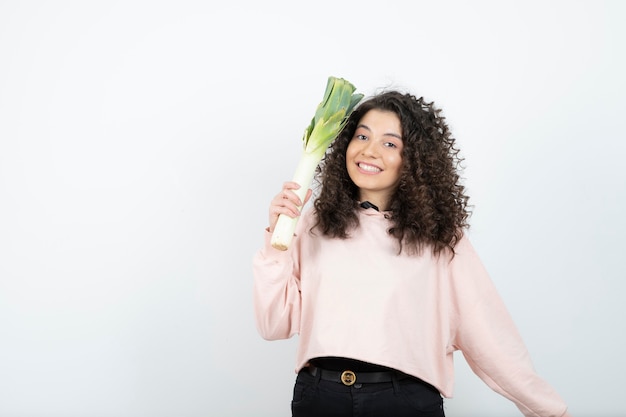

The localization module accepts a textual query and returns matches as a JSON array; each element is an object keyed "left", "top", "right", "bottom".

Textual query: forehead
[{"left": 357, "top": 109, "right": 402, "bottom": 135}]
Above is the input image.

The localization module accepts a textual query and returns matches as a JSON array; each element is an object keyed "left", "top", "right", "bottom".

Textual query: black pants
[{"left": 291, "top": 368, "right": 445, "bottom": 417}]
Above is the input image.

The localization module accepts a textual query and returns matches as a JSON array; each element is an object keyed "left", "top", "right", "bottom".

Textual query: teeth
[{"left": 358, "top": 163, "right": 381, "bottom": 173}]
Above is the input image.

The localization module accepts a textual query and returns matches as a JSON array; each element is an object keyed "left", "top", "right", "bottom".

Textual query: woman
[{"left": 253, "top": 90, "right": 571, "bottom": 417}]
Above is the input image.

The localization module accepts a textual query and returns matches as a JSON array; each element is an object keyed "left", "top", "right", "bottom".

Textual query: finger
[
  {"left": 272, "top": 195, "right": 302, "bottom": 215},
  {"left": 268, "top": 204, "right": 302, "bottom": 232},
  {"left": 282, "top": 181, "right": 301, "bottom": 191},
  {"left": 277, "top": 188, "right": 303, "bottom": 206},
  {"left": 303, "top": 188, "right": 313, "bottom": 206}
]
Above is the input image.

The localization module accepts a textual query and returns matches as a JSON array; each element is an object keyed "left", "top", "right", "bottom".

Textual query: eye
[
  {"left": 384, "top": 141, "right": 398, "bottom": 148},
  {"left": 355, "top": 134, "right": 368, "bottom": 141}
]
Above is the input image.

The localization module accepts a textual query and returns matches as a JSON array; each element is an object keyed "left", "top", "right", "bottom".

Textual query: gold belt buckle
[{"left": 340, "top": 370, "right": 356, "bottom": 386}]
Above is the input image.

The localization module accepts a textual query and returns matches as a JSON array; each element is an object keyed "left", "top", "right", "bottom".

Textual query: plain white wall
[{"left": 0, "top": 1, "right": 624, "bottom": 416}]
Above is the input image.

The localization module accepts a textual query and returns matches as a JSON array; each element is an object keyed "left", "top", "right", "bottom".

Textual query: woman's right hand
[{"left": 268, "top": 181, "right": 312, "bottom": 233}]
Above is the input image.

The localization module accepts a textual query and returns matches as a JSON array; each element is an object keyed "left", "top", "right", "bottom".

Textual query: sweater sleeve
[
  {"left": 252, "top": 227, "right": 303, "bottom": 341},
  {"left": 449, "top": 236, "right": 570, "bottom": 417}
]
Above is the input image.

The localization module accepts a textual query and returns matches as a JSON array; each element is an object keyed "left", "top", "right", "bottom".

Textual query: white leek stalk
[{"left": 270, "top": 76, "right": 363, "bottom": 251}]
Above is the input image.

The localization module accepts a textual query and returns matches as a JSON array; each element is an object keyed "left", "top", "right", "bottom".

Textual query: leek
[{"left": 270, "top": 76, "right": 363, "bottom": 251}]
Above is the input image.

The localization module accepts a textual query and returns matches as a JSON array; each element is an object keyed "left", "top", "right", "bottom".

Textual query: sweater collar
[
  {"left": 358, "top": 201, "right": 392, "bottom": 218},
  {"left": 359, "top": 201, "right": 379, "bottom": 211}
]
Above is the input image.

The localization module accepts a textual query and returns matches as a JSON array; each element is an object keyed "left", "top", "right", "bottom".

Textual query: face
[{"left": 346, "top": 109, "right": 404, "bottom": 210}]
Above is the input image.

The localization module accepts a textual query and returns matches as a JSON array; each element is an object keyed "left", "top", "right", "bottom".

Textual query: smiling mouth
[{"left": 358, "top": 163, "right": 381, "bottom": 173}]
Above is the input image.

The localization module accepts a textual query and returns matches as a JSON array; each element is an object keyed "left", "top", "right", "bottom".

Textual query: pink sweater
[{"left": 253, "top": 207, "right": 570, "bottom": 417}]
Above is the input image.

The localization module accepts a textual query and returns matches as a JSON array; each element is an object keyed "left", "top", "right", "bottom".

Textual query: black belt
[{"left": 307, "top": 365, "right": 408, "bottom": 386}]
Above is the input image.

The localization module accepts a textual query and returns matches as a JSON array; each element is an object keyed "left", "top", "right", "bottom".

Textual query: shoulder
[
  {"left": 293, "top": 206, "right": 319, "bottom": 236},
  {"left": 452, "top": 231, "right": 477, "bottom": 257},
  {"left": 299, "top": 206, "right": 317, "bottom": 224},
  {"left": 445, "top": 231, "right": 489, "bottom": 277}
]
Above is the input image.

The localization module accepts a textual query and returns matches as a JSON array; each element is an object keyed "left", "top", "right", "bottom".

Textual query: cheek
[
  {"left": 388, "top": 154, "right": 403, "bottom": 171},
  {"left": 345, "top": 142, "right": 357, "bottom": 158},
  {"left": 388, "top": 156, "right": 404, "bottom": 181},
  {"left": 345, "top": 147, "right": 356, "bottom": 170},
  {"left": 345, "top": 146, "right": 360, "bottom": 166}
]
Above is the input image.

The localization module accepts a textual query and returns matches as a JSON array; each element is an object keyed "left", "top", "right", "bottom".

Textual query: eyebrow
[{"left": 356, "top": 124, "right": 403, "bottom": 140}]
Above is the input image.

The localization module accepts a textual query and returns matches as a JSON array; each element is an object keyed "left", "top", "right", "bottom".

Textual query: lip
[{"left": 356, "top": 162, "right": 382, "bottom": 174}]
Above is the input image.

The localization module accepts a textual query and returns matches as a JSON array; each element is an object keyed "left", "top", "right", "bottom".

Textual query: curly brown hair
[{"left": 312, "top": 90, "right": 471, "bottom": 257}]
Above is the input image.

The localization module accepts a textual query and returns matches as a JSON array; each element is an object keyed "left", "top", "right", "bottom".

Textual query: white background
[{"left": 1, "top": 1, "right": 624, "bottom": 416}]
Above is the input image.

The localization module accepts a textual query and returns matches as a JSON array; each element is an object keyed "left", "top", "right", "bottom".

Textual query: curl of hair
[{"left": 312, "top": 90, "right": 471, "bottom": 257}]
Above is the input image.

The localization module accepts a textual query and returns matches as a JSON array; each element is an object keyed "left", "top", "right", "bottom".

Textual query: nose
[{"left": 361, "top": 140, "right": 378, "bottom": 157}]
